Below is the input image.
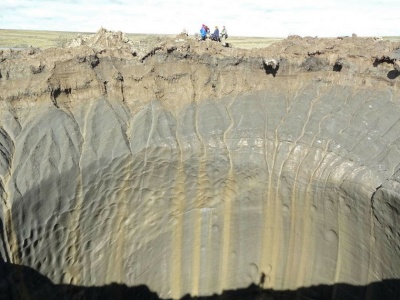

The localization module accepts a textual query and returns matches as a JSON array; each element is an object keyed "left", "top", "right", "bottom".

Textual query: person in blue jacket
[
  {"left": 199, "top": 24, "right": 207, "bottom": 40},
  {"left": 211, "top": 26, "right": 220, "bottom": 42}
]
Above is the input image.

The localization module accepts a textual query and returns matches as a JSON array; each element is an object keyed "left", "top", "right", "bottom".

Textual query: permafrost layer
[{"left": 1, "top": 29, "right": 400, "bottom": 299}]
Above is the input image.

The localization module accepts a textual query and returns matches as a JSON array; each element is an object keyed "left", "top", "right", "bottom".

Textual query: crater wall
[{"left": 1, "top": 30, "right": 400, "bottom": 299}]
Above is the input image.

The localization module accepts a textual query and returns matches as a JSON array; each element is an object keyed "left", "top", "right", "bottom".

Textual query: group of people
[{"left": 199, "top": 24, "right": 228, "bottom": 42}]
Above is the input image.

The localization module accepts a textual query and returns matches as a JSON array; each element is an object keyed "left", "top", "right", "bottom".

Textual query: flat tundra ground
[
  {"left": 0, "top": 28, "right": 286, "bottom": 49},
  {"left": 4, "top": 28, "right": 398, "bottom": 50}
]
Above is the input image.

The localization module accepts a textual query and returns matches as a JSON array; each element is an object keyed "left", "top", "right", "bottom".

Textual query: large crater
[{"left": 1, "top": 29, "right": 400, "bottom": 299}]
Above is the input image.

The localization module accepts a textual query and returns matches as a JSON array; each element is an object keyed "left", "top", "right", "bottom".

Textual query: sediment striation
[{"left": 1, "top": 29, "right": 400, "bottom": 299}]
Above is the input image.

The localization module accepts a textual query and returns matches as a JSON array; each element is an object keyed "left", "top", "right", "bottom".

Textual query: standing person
[
  {"left": 205, "top": 25, "right": 211, "bottom": 39},
  {"left": 211, "top": 26, "right": 220, "bottom": 41},
  {"left": 221, "top": 26, "right": 228, "bottom": 39},
  {"left": 199, "top": 24, "right": 207, "bottom": 41}
]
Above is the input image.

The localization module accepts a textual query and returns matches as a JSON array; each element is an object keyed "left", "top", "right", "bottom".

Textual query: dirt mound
[
  {"left": 67, "top": 27, "right": 135, "bottom": 48},
  {"left": 73, "top": 28, "right": 400, "bottom": 74}
]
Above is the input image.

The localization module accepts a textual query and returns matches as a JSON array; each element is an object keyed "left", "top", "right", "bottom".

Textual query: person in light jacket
[{"left": 221, "top": 25, "right": 228, "bottom": 39}]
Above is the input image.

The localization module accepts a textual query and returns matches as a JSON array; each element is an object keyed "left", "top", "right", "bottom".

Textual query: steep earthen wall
[{"left": 1, "top": 30, "right": 400, "bottom": 298}]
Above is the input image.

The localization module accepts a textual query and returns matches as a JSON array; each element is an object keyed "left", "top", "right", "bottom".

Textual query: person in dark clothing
[{"left": 211, "top": 26, "right": 220, "bottom": 42}]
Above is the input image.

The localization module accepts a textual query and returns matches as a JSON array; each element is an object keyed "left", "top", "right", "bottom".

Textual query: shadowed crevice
[
  {"left": 387, "top": 70, "right": 399, "bottom": 79},
  {"left": 333, "top": 63, "right": 342, "bottom": 72},
  {"left": 262, "top": 61, "right": 279, "bottom": 77},
  {"left": 373, "top": 56, "right": 396, "bottom": 67}
]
